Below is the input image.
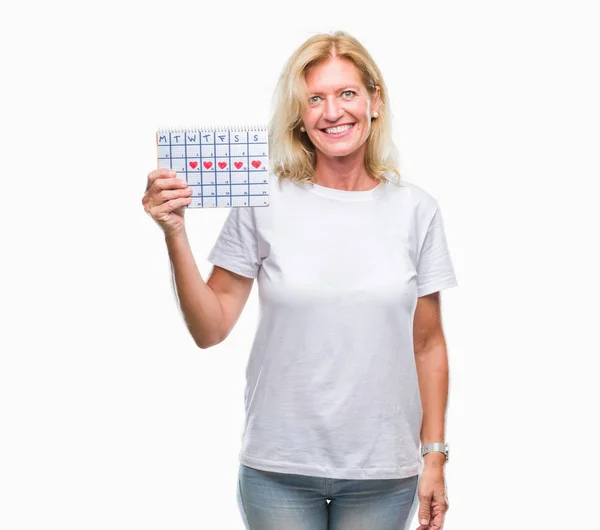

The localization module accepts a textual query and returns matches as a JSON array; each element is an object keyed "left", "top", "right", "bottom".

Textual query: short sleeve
[
  {"left": 207, "top": 206, "right": 262, "bottom": 279},
  {"left": 416, "top": 206, "right": 458, "bottom": 298}
]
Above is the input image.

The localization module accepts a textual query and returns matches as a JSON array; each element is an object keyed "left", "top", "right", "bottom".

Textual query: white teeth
[{"left": 324, "top": 124, "right": 353, "bottom": 134}]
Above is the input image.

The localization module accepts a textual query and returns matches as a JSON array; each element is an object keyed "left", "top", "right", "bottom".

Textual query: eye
[
  {"left": 341, "top": 90, "right": 356, "bottom": 98},
  {"left": 309, "top": 95, "right": 322, "bottom": 104}
]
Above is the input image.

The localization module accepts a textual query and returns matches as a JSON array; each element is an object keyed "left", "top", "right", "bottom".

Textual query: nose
[{"left": 323, "top": 96, "right": 343, "bottom": 122}]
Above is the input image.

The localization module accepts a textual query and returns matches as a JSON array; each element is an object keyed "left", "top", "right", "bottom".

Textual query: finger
[
  {"left": 156, "top": 187, "right": 193, "bottom": 207},
  {"left": 153, "top": 196, "right": 192, "bottom": 218},
  {"left": 153, "top": 177, "right": 189, "bottom": 192},
  {"left": 144, "top": 186, "right": 192, "bottom": 214},
  {"left": 415, "top": 515, "right": 431, "bottom": 530},
  {"left": 418, "top": 499, "right": 432, "bottom": 528},
  {"left": 144, "top": 177, "right": 188, "bottom": 207},
  {"left": 146, "top": 168, "right": 177, "bottom": 191},
  {"left": 430, "top": 508, "right": 445, "bottom": 528},
  {"left": 429, "top": 512, "right": 445, "bottom": 530}
]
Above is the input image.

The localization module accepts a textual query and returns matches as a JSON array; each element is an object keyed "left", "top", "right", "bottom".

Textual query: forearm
[
  {"left": 415, "top": 342, "right": 449, "bottom": 467},
  {"left": 165, "top": 230, "right": 222, "bottom": 348}
]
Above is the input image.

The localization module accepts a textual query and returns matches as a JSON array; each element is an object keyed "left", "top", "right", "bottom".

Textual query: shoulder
[{"left": 386, "top": 174, "right": 439, "bottom": 215}]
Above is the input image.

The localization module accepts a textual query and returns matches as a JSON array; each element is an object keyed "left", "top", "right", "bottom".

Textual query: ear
[{"left": 372, "top": 85, "right": 381, "bottom": 114}]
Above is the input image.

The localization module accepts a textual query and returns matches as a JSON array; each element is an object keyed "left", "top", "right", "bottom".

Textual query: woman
[{"left": 142, "top": 31, "right": 457, "bottom": 530}]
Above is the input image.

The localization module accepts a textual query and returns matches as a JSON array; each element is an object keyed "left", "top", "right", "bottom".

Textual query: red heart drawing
[
  {"left": 251, "top": 160, "right": 261, "bottom": 168},
  {"left": 218, "top": 162, "right": 227, "bottom": 169},
  {"left": 189, "top": 161, "right": 198, "bottom": 169},
  {"left": 203, "top": 161, "right": 213, "bottom": 169},
  {"left": 234, "top": 161, "right": 243, "bottom": 169}
]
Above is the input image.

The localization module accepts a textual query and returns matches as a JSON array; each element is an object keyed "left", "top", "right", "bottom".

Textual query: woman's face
[{"left": 302, "top": 57, "right": 380, "bottom": 161}]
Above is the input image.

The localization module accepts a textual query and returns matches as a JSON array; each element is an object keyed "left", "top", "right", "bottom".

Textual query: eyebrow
[{"left": 308, "top": 85, "right": 361, "bottom": 95}]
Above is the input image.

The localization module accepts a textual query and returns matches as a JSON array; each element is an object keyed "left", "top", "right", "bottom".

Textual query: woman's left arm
[{"left": 413, "top": 290, "right": 450, "bottom": 529}]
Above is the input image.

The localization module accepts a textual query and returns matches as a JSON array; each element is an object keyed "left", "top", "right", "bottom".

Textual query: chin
[
  {"left": 324, "top": 149, "right": 358, "bottom": 158},
  {"left": 316, "top": 144, "right": 356, "bottom": 157}
]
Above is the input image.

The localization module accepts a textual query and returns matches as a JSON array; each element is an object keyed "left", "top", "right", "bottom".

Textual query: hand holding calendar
[
  {"left": 143, "top": 125, "right": 270, "bottom": 237},
  {"left": 155, "top": 125, "right": 270, "bottom": 208},
  {"left": 142, "top": 168, "right": 193, "bottom": 238}
]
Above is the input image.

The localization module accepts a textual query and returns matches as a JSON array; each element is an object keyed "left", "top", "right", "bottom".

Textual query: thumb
[{"left": 418, "top": 495, "right": 431, "bottom": 527}]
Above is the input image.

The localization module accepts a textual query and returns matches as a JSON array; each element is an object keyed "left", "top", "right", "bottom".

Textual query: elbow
[
  {"left": 185, "top": 319, "right": 223, "bottom": 349},
  {"left": 193, "top": 330, "right": 223, "bottom": 350},
  {"left": 195, "top": 337, "right": 218, "bottom": 350}
]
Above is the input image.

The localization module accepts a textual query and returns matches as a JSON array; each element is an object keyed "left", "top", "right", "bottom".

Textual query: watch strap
[{"left": 421, "top": 442, "right": 449, "bottom": 462}]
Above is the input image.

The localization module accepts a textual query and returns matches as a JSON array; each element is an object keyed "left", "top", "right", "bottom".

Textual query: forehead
[{"left": 305, "top": 57, "right": 364, "bottom": 92}]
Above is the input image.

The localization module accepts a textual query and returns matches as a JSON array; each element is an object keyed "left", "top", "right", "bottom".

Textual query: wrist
[
  {"left": 164, "top": 227, "right": 187, "bottom": 243},
  {"left": 423, "top": 452, "right": 446, "bottom": 467}
]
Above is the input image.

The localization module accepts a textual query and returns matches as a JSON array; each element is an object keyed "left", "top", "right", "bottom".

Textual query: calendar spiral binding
[{"left": 157, "top": 124, "right": 268, "bottom": 133}]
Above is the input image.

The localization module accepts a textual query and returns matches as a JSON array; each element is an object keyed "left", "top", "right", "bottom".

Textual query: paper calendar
[{"left": 156, "top": 125, "right": 270, "bottom": 208}]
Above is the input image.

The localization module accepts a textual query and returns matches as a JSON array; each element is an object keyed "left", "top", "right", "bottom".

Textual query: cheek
[
  {"left": 355, "top": 104, "right": 373, "bottom": 130},
  {"left": 302, "top": 109, "right": 317, "bottom": 126},
  {"left": 358, "top": 103, "right": 371, "bottom": 118}
]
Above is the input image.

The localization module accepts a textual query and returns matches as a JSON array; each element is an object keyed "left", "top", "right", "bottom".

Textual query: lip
[{"left": 319, "top": 123, "right": 356, "bottom": 138}]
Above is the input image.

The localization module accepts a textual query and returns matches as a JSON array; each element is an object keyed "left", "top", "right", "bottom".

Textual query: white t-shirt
[{"left": 207, "top": 172, "right": 458, "bottom": 480}]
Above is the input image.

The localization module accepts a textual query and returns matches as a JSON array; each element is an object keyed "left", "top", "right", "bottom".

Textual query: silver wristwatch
[{"left": 421, "top": 442, "right": 449, "bottom": 462}]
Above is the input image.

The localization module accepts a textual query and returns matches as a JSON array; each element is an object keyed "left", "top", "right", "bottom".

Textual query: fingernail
[
  {"left": 170, "top": 170, "right": 176, "bottom": 176},
  {"left": 420, "top": 519, "right": 428, "bottom": 525}
]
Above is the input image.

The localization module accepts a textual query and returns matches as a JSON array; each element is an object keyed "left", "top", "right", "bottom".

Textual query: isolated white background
[{"left": 1, "top": 0, "right": 598, "bottom": 528}]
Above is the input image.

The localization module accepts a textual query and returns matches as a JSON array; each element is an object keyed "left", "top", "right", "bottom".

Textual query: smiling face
[{"left": 302, "top": 56, "right": 380, "bottom": 161}]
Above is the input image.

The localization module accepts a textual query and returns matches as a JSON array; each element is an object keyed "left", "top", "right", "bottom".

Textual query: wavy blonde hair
[{"left": 269, "top": 30, "right": 401, "bottom": 188}]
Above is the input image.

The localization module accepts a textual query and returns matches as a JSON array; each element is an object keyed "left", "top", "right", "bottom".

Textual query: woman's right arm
[
  {"left": 143, "top": 169, "right": 254, "bottom": 349},
  {"left": 165, "top": 231, "right": 254, "bottom": 349},
  {"left": 165, "top": 230, "right": 223, "bottom": 348}
]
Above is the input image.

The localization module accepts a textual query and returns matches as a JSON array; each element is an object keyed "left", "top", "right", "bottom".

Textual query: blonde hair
[{"left": 269, "top": 30, "right": 401, "bottom": 188}]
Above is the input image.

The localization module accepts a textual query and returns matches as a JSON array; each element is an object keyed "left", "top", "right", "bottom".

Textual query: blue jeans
[{"left": 237, "top": 463, "right": 420, "bottom": 530}]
